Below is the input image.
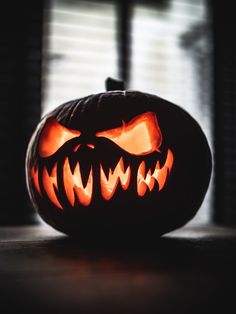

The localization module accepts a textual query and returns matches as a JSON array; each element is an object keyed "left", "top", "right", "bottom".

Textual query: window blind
[{"left": 42, "top": 0, "right": 118, "bottom": 115}]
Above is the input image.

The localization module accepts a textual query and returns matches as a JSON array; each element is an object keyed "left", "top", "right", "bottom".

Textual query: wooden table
[{"left": 0, "top": 223, "right": 236, "bottom": 314}]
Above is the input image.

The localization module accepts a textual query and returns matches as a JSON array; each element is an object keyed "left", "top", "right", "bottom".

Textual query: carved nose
[
  {"left": 87, "top": 144, "right": 95, "bottom": 149},
  {"left": 73, "top": 143, "right": 95, "bottom": 152}
]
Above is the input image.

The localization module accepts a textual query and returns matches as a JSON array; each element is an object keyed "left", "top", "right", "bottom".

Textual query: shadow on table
[{"left": 1, "top": 227, "right": 236, "bottom": 314}]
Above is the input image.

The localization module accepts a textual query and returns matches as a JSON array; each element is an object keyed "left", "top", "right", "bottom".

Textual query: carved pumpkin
[{"left": 26, "top": 90, "right": 212, "bottom": 239}]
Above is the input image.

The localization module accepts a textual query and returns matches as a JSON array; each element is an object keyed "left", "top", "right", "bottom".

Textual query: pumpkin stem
[{"left": 105, "top": 77, "right": 125, "bottom": 91}]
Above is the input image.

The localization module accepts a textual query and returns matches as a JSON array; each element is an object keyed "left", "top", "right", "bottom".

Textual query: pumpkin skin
[{"left": 26, "top": 91, "right": 212, "bottom": 240}]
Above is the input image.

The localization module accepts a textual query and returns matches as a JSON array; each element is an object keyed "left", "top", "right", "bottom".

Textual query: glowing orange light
[
  {"left": 39, "top": 119, "right": 81, "bottom": 158},
  {"left": 31, "top": 166, "right": 41, "bottom": 196},
  {"left": 73, "top": 144, "right": 81, "bottom": 152},
  {"left": 32, "top": 112, "right": 175, "bottom": 208},
  {"left": 42, "top": 163, "right": 62, "bottom": 209},
  {"left": 87, "top": 144, "right": 95, "bottom": 149},
  {"left": 96, "top": 112, "right": 162, "bottom": 155},
  {"left": 100, "top": 157, "right": 131, "bottom": 200},
  {"left": 63, "top": 157, "right": 93, "bottom": 206},
  {"left": 137, "top": 149, "right": 174, "bottom": 196}
]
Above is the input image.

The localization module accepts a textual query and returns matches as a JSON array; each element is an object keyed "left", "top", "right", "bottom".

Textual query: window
[
  {"left": 42, "top": 0, "right": 213, "bottom": 224},
  {"left": 42, "top": 0, "right": 118, "bottom": 114},
  {"left": 130, "top": 1, "right": 213, "bottom": 224}
]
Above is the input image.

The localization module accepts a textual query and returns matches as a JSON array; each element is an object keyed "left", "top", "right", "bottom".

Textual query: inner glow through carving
[
  {"left": 42, "top": 163, "right": 63, "bottom": 209},
  {"left": 31, "top": 166, "right": 41, "bottom": 196},
  {"left": 39, "top": 119, "right": 81, "bottom": 158},
  {"left": 32, "top": 112, "right": 174, "bottom": 209},
  {"left": 100, "top": 157, "right": 131, "bottom": 200},
  {"left": 63, "top": 157, "right": 93, "bottom": 206},
  {"left": 31, "top": 149, "right": 174, "bottom": 209},
  {"left": 137, "top": 149, "right": 174, "bottom": 196},
  {"left": 96, "top": 112, "right": 162, "bottom": 155}
]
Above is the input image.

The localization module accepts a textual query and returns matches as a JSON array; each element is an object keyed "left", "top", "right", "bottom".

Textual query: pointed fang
[
  {"left": 137, "top": 149, "right": 174, "bottom": 196},
  {"left": 31, "top": 166, "right": 42, "bottom": 196},
  {"left": 63, "top": 158, "right": 93, "bottom": 207},
  {"left": 100, "top": 157, "right": 131, "bottom": 200},
  {"left": 42, "top": 163, "right": 63, "bottom": 209}
]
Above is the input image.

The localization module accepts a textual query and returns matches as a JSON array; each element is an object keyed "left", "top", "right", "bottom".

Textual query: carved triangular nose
[
  {"left": 87, "top": 144, "right": 95, "bottom": 149},
  {"left": 73, "top": 143, "right": 95, "bottom": 152}
]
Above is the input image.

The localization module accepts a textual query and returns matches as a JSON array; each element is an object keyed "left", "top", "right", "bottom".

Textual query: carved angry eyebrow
[
  {"left": 96, "top": 112, "right": 163, "bottom": 155},
  {"left": 38, "top": 118, "right": 81, "bottom": 158},
  {"left": 38, "top": 112, "right": 162, "bottom": 157}
]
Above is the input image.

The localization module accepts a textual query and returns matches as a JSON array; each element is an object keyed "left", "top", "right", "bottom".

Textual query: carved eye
[
  {"left": 38, "top": 118, "right": 81, "bottom": 158},
  {"left": 96, "top": 112, "right": 162, "bottom": 155}
]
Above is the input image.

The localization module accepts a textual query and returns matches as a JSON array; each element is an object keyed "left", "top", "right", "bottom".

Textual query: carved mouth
[
  {"left": 137, "top": 149, "right": 174, "bottom": 196},
  {"left": 31, "top": 149, "right": 174, "bottom": 209}
]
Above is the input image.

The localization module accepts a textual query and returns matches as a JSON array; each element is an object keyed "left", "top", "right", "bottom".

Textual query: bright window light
[{"left": 42, "top": 0, "right": 118, "bottom": 115}]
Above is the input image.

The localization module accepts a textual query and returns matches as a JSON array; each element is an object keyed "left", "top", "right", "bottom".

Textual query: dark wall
[
  {"left": 212, "top": 1, "right": 236, "bottom": 226},
  {"left": 0, "top": 1, "right": 43, "bottom": 223}
]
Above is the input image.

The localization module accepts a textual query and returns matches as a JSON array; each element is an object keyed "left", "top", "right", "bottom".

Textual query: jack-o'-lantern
[{"left": 26, "top": 86, "right": 212, "bottom": 240}]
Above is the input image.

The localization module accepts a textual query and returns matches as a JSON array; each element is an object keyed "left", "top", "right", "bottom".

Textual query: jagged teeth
[
  {"left": 100, "top": 157, "right": 131, "bottom": 200},
  {"left": 155, "top": 160, "right": 161, "bottom": 170},
  {"left": 63, "top": 158, "right": 93, "bottom": 207},
  {"left": 41, "top": 162, "right": 63, "bottom": 209},
  {"left": 31, "top": 165, "right": 41, "bottom": 196},
  {"left": 31, "top": 150, "right": 174, "bottom": 208},
  {"left": 137, "top": 149, "right": 174, "bottom": 196}
]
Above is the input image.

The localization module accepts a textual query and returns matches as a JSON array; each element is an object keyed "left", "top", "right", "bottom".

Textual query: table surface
[{"left": 0, "top": 223, "right": 236, "bottom": 314}]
